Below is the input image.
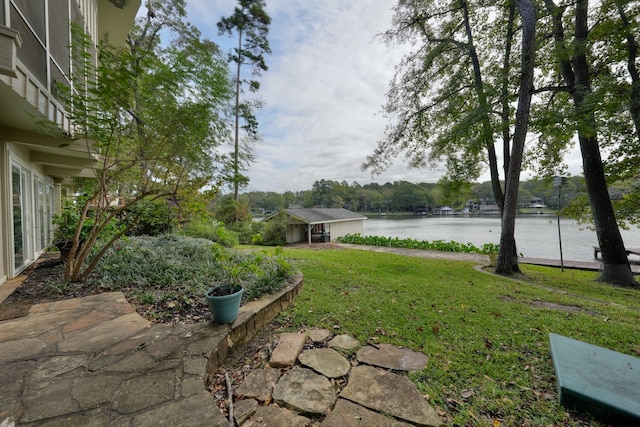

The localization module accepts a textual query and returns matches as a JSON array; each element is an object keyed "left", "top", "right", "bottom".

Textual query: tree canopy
[
  {"left": 363, "top": 0, "right": 639, "bottom": 285},
  {"left": 218, "top": 0, "right": 272, "bottom": 202},
  {"left": 56, "top": 0, "right": 233, "bottom": 281}
]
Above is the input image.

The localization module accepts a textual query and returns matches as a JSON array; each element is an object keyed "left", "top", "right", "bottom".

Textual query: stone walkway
[
  {"left": 231, "top": 330, "right": 443, "bottom": 426},
  {"left": 0, "top": 273, "right": 304, "bottom": 426},
  {"left": 0, "top": 283, "right": 442, "bottom": 426}
]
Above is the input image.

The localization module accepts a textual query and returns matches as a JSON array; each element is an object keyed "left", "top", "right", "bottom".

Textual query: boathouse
[{"left": 265, "top": 208, "right": 366, "bottom": 244}]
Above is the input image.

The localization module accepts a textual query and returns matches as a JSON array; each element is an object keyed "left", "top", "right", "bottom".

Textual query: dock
[
  {"left": 593, "top": 246, "right": 640, "bottom": 259},
  {"left": 520, "top": 257, "right": 640, "bottom": 274}
]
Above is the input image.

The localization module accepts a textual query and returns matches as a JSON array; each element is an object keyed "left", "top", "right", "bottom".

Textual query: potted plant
[
  {"left": 205, "top": 284, "right": 244, "bottom": 323},
  {"left": 52, "top": 202, "right": 93, "bottom": 261}
]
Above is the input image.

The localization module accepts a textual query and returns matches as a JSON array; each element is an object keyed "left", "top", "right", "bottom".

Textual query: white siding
[
  {"left": 327, "top": 220, "right": 363, "bottom": 241},
  {"left": 287, "top": 224, "right": 306, "bottom": 244}
]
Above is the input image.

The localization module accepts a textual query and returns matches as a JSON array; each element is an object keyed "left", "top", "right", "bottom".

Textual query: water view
[{"left": 363, "top": 215, "right": 640, "bottom": 262}]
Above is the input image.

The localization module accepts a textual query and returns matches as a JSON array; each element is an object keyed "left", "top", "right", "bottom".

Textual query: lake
[{"left": 363, "top": 215, "right": 640, "bottom": 262}]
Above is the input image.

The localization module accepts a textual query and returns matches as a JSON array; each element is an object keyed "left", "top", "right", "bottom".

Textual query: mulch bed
[
  {"left": 0, "top": 255, "right": 107, "bottom": 322},
  {"left": 0, "top": 254, "right": 208, "bottom": 324}
]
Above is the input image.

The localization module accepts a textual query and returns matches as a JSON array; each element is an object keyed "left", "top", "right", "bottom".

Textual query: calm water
[{"left": 363, "top": 215, "right": 640, "bottom": 262}]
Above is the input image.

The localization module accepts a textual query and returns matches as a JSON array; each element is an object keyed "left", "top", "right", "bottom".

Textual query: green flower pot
[{"left": 205, "top": 285, "right": 244, "bottom": 324}]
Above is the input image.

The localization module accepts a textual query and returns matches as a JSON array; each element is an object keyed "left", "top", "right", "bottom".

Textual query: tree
[
  {"left": 364, "top": 0, "right": 526, "bottom": 274},
  {"left": 218, "top": 0, "right": 271, "bottom": 202},
  {"left": 541, "top": 0, "right": 636, "bottom": 285},
  {"left": 438, "top": 178, "right": 472, "bottom": 210},
  {"left": 56, "top": 1, "right": 232, "bottom": 282},
  {"left": 496, "top": 0, "right": 537, "bottom": 274}
]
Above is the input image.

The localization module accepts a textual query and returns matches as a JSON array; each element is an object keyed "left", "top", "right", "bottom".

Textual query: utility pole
[{"left": 553, "top": 176, "right": 568, "bottom": 271}]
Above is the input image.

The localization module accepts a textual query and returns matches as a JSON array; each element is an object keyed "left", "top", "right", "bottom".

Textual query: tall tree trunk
[
  {"left": 233, "top": 27, "right": 243, "bottom": 203},
  {"left": 496, "top": 0, "right": 537, "bottom": 275},
  {"left": 545, "top": 0, "right": 636, "bottom": 285},
  {"left": 500, "top": 0, "right": 516, "bottom": 180},
  {"left": 460, "top": 0, "right": 504, "bottom": 212}
]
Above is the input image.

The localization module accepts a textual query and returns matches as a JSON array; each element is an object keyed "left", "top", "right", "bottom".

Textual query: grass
[{"left": 278, "top": 246, "right": 640, "bottom": 426}]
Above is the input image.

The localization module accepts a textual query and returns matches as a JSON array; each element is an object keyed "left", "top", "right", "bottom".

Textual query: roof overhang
[
  {"left": 266, "top": 209, "right": 367, "bottom": 225},
  {"left": 98, "top": 0, "right": 142, "bottom": 46},
  {"left": 2, "top": 126, "right": 99, "bottom": 182}
]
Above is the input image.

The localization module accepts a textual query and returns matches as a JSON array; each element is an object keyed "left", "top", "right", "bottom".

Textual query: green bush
[
  {"left": 229, "top": 219, "right": 257, "bottom": 245},
  {"left": 336, "top": 233, "right": 499, "bottom": 255},
  {"left": 176, "top": 219, "right": 239, "bottom": 247},
  {"left": 256, "top": 216, "right": 287, "bottom": 246},
  {"left": 89, "top": 235, "right": 293, "bottom": 321},
  {"left": 52, "top": 197, "right": 121, "bottom": 245},
  {"left": 123, "top": 199, "right": 173, "bottom": 236}
]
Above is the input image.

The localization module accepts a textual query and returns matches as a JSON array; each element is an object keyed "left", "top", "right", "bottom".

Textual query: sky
[{"left": 180, "top": 1, "right": 583, "bottom": 193}]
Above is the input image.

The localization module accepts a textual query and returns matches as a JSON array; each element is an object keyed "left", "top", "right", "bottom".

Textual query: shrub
[
  {"left": 336, "top": 233, "right": 499, "bottom": 255},
  {"left": 52, "top": 197, "right": 121, "bottom": 247},
  {"left": 256, "top": 216, "right": 287, "bottom": 246},
  {"left": 176, "top": 219, "right": 239, "bottom": 247},
  {"left": 123, "top": 199, "right": 173, "bottom": 236},
  {"left": 228, "top": 219, "right": 257, "bottom": 245},
  {"left": 89, "top": 235, "right": 293, "bottom": 321}
]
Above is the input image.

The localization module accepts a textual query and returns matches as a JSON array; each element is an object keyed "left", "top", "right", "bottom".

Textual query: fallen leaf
[
  {"left": 446, "top": 398, "right": 462, "bottom": 409},
  {"left": 461, "top": 389, "right": 474, "bottom": 399}
]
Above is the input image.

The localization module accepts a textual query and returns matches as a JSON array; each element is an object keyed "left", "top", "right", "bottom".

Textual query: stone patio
[
  {"left": 0, "top": 273, "right": 304, "bottom": 426},
  {"left": 0, "top": 248, "right": 446, "bottom": 426}
]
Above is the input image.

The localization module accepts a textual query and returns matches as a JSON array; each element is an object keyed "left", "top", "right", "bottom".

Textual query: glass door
[
  {"left": 34, "top": 179, "right": 45, "bottom": 252},
  {"left": 12, "top": 164, "right": 25, "bottom": 270},
  {"left": 11, "top": 163, "right": 31, "bottom": 272}
]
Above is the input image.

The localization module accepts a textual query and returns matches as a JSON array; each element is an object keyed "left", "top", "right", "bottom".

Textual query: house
[
  {"left": 436, "top": 206, "right": 454, "bottom": 215},
  {"left": 265, "top": 208, "right": 367, "bottom": 244},
  {"left": 0, "top": 0, "right": 141, "bottom": 285}
]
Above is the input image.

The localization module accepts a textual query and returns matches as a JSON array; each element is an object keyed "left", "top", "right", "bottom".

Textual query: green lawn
[{"left": 279, "top": 246, "right": 640, "bottom": 426}]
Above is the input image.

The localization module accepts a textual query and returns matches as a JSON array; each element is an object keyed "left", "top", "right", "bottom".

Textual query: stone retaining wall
[{"left": 204, "top": 272, "right": 304, "bottom": 386}]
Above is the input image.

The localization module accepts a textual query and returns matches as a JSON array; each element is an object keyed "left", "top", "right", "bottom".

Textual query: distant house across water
[{"left": 435, "top": 206, "right": 454, "bottom": 215}]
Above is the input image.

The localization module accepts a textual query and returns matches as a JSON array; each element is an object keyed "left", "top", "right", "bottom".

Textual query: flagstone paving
[
  {"left": 0, "top": 292, "right": 230, "bottom": 426},
  {"left": 298, "top": 348, "right": 351, "bottom": 378},
  {"left": 0, "top": 270, "right": 442, "bottom": 426},
  {"left": 356, "top": 343, "right": 428, "bottom": 371},
  {"left": 0, "top": 273, "right": 304, "bottom": 426},
  {"left": 230, "top": 331, "right": 442, "bottom": 426}
]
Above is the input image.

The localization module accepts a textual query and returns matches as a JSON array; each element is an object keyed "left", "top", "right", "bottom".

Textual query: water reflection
[{"left": 363, "top": 215, "right": 640, "bottom": 262}]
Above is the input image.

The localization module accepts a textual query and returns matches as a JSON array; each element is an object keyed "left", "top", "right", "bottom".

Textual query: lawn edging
[{"left": 204, "top": 271, "right": 304, "bottom": 385}]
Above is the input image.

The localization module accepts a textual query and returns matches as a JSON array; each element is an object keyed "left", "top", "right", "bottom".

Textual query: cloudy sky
[
  {"left": 182, "top": 1, "right": 582, "bottom": 193},
  {"left": 178, "top": 0, "right": 440, "bottom": 192}
]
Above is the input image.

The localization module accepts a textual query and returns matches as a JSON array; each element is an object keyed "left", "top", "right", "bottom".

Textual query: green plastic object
[
  {"left": 205, "top": 285, "right": 243, "bottom": 324},
  {"left": 549, "top": 333, "right": 640, "bottom": 425}
]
